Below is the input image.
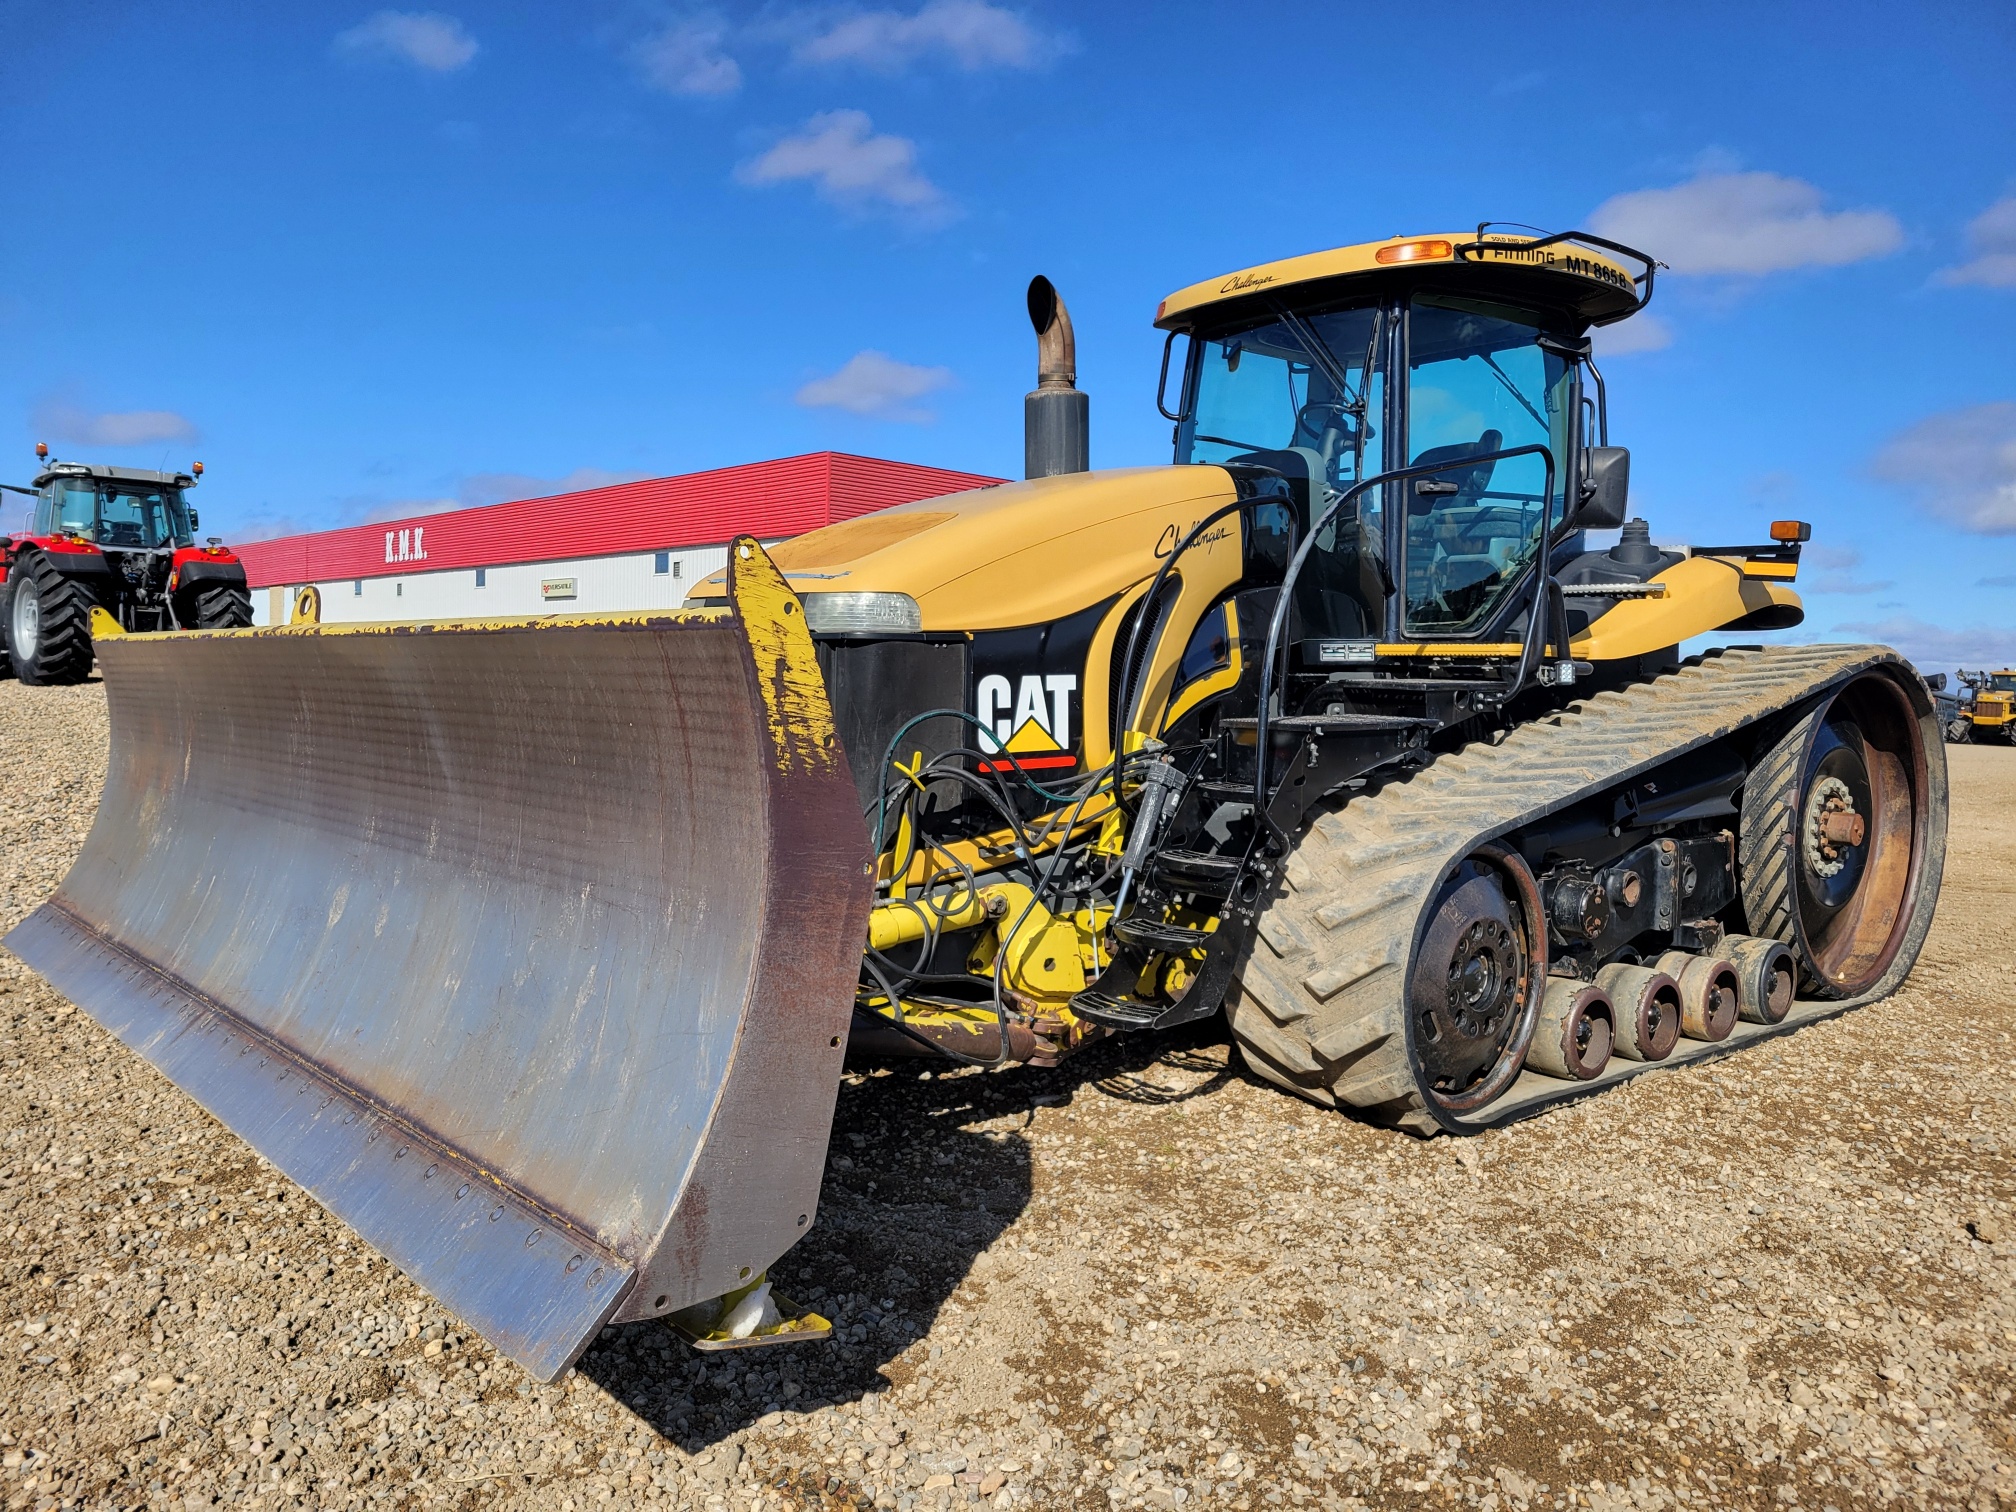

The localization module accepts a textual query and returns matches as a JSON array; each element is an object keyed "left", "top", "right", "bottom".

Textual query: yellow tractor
[
  {"left": 1953, "top": 669, "right": 2016, "bottom": 742},
  {"left": 6, "top": 227, "right": 1946, "bottom": 1383}
]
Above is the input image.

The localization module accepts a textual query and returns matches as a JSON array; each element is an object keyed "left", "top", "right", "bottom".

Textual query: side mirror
[
  {"left": 189, "top": 507, "right": 201, "bottom": 530},
  {"left": 1576, "top": 446, "right": 1630, "bottom": 530}
]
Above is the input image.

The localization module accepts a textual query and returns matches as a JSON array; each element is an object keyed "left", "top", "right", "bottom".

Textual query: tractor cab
[
  {"left": 1156, "top": 230, "right": 1649, "bottom": 658},
  {"left": 34, "top": 462, "right": 201, "bottom": 552}
]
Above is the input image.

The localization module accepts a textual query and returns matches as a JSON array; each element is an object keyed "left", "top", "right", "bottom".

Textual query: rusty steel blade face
[{"left": 5, "top": 544, "right": 870, "bottom": 1382}]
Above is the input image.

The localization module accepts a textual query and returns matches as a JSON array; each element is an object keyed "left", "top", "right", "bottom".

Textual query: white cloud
[
  {"left": 1590, "top": 312, "right": 1672, "bottom": 357},
  {"left": 1871, "top": 402, "right": 2016, "bottom": 535},
  {"left": 795, "top": 350, "right": 953, "bottom": 422},
  {"left": 355, "top": 467, "right": 650, "bottom": 525},
  {"left": 1801, "top": 544, "right": 1893, "bottom": 597},
  {"left": 737, "top": 110, "right": 945, "bottom": 217},
  {"left": 334, "top": 11, "right": 478, "bottom": 72},
  {"left": 792, "top": 0, "right": 1054, "bottom": 72},
  {"left": 358, "top": 496, "right": 463, "bottom": 524},
  {"left": 1589, "top": 170, "right": 1902, "bottom": 276},
  {"left": 34, "top": 401, "right": 197, "bottom": 448},
  {"left": 630, "top": 16, "right": 741, "bottom": 97},
  {"left": 457, "top": 467, "right": 650, "bottom": 507},
  {"left": 1827, "top": 614, "right": 2016, "bottom": 673},
  {"left": 1936, "top": 194, "right": 2016, "bottom": 289}
]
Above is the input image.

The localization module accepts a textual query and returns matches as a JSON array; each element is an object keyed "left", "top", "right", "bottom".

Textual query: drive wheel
[
  {"left": 1740, "top": 670, "right": 1946, "bottom": 998},
  {"left": 190, "top": 582, "right": 253, "bottom": 629},
  {"left": 7, "top": 552, "right": 95, "bottom": 685}
]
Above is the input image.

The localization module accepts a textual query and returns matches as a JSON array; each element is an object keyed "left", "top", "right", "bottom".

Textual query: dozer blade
[{"left": 4, "top": 539, "right": 870, "bottom": 1381}]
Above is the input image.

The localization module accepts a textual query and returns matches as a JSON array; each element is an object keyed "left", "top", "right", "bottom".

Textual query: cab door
[{"left": 1398, "top": 295, "right": 1575, "bottom": 640}]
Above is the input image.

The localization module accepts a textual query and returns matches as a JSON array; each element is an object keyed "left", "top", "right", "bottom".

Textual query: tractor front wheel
[{"left": 6, "top": 552, "right": 95, "bottom": 685}]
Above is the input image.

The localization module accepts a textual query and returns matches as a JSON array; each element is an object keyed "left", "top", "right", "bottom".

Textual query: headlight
[{"left": 799, "top": 591, "right": 921, "bottom": 635}]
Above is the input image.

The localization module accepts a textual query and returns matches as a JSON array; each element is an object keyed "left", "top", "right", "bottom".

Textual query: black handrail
[
  {"left": 1156, "top": 330, "right": 1191, "bottom": 423},
  {"left": 1453, "top": 228, "right": 1661, "bottom": 320},
  {"left": 1253, "top": 443, "right": 1558, "bottom": 834}
]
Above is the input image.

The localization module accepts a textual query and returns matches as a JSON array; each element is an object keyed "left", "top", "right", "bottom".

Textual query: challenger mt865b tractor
[
  {"left": 7, "top": 227, "right": 1946, "bottom": 1382},
  {"left": 0, "top": 444, "right": 250, "bottom": 684}
]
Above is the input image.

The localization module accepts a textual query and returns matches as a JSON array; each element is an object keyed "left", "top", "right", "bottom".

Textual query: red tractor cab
[{"left": 1, "top": 448, "right": 251, "bottom": 685}]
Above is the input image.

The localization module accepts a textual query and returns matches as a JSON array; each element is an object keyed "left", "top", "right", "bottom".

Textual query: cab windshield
[
  {"left": 1993, "top": 675, "right": 2016, "bottom": 693},
  {"left": 51, "top": 479, "right": 194, "bottom": 549},
  {"left": 1177, "top": 303, "right": 1384, "bottom": 508},
  {"left": 1177, "top": 304, "right": 1390, "bottom": 637}
]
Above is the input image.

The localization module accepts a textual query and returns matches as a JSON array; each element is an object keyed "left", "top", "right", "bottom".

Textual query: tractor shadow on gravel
[{"left": 575, "top": 1017, "right": 1255, "bottom": 1449}]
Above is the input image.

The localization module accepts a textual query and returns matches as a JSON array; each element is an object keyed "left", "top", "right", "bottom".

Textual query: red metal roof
[{"left": 233, "top": 451, "right": 1002, "bottom": 589}]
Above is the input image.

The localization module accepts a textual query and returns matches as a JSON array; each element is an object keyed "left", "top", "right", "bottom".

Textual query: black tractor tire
[
  {"left": 6, "top": 552, "right": 95, "bottom": 685},
  {"left": 1945, "top": 716, "right": 1972, "bottom": 744},
  {"left": 189, "top": 582, "right": 253, "bottom": 629},
  {"left": 1738, "top": 671, "right": 1944, "bottom": 999}
]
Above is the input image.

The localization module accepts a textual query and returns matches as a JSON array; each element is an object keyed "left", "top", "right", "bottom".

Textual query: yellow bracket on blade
[
  {"left": 667, "top": 1272, "right": 833, "bottom": 1352},
  {"left": 89, "top": 607, "right": 125, "bottom": 639},
  {"left": 728, "top": 535, "right": 845, "bottom": 780}
]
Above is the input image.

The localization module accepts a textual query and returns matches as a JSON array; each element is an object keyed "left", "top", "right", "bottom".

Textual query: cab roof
[
  {"left": 33, "top": 461, "right": 196, "bottom": 489},
  {"left": 1155, "top": 230, "right": 1652, "bottom": 335}
]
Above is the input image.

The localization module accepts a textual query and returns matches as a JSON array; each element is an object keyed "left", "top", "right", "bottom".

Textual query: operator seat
[{"left": 1407, "top": 429, "right": 1505, "bottom": 622}]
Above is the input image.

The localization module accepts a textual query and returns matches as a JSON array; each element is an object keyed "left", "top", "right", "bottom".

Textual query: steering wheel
[{"left": 1296, "top": 401, "right": 1362, "bottom": 445}]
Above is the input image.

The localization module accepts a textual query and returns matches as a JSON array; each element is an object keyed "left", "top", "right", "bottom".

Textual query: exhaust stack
[{"left": 1024, "top": 275, "right": 1089, "bottom": 479}]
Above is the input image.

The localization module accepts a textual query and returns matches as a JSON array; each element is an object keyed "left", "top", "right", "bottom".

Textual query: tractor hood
[{"left": 689, "top": 464, "right": 1242, "bottom": 632}]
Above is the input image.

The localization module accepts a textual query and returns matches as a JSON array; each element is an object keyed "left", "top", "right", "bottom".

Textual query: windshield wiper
[{"left": 1474, "top": 349, "right": 1548, "bottom": 431}]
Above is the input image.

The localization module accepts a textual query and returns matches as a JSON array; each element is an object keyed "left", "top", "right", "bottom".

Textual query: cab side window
[{"left": 32, "top": 484, "right": 57, "bottom": 536}]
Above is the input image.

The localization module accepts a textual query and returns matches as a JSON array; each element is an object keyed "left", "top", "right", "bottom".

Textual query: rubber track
[{"left": 1229, "top": 644, "right": 1907, "bottom": 1135}]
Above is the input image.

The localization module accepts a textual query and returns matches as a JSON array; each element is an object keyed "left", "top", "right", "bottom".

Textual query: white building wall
[{"left": 251, "top": 543, "right": 738, "bottom": 627}]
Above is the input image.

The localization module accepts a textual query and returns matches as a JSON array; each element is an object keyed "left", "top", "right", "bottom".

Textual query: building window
[
  {"left": 673, "top": 559, "right": 682, "bottom": 578},
  {"left": 654, "top": 551, "right": 670, "bottom": 576},
  {"left": 396, "top": 583, "right": 403, "bottom": 597},
  {"left": 476, "top": 567, "right": 487, "bottom": 588},
  {"left": 353, "top": 580, "right": 363, "bottom": 596}
]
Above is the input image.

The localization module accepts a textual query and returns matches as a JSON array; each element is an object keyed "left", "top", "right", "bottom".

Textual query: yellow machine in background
[
  {"left": 1955, "top": 669, "right": 2016, "bottom": 742},
  {"left": 6, "top": 227, "right": 1948, "bottom": 1382}
]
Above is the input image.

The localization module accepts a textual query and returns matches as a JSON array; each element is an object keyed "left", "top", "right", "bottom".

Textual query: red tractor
[{"left": 1, "top": 445, "right": 251, "bottom": 685}]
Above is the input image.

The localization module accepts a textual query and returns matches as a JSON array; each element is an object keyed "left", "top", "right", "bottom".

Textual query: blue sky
[{"left": 3, "top": 1, "right": 2013, "bottom": 667}]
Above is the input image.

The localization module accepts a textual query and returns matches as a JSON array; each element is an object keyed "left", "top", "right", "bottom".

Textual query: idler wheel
[
  {"left": 1594, "top": 962, "right": 1681, "bottom": 1062},
  {"left": 1740, "top": 670, "right": 1938, "bottom": 997},
  {"left": 1527, "top": 977, "right": 1614, "bottom": 1081},
  {"left": 1655, "top": 951, "right": 1741, "bottom": 1042},
  {"left": 1724, "top": 935, "right": 1796, "bottom": 1024},
  {"left": 1406, "top": 847, "right": 1544, "bottom": 1113}
]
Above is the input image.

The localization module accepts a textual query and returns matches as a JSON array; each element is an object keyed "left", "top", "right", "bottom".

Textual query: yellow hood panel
[{"left": 696, "top": 466, "right": 1242, "bottom": 632}]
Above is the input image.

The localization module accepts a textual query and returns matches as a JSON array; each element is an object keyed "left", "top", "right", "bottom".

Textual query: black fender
[{"left": 174, "top": 558, "right": 250, "bottom": 591}]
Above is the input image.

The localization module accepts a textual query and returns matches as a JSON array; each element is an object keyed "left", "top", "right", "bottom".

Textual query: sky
[{"left": 3, "top": 0, "right": 2013, "bottom": 669}]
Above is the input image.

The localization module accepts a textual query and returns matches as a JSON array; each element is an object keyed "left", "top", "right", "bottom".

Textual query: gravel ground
[{"left": 2, "top": 677, "right": 2012, "bottom": 1512}]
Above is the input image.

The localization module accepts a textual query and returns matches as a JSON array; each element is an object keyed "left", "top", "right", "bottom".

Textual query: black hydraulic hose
[{"left": 1255, "top": 445, "right": 1556, "bottom": 840}]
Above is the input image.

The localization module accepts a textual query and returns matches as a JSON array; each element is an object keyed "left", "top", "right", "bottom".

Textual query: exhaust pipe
[{"left": 1025, "top": 275, "right": 1089, "bottom": 479}]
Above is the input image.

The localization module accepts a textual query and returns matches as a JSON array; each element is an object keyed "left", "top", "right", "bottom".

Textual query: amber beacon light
[
  {"left": 1770, "top": 520, "right": 1813, "bottom": 543},
  {"left": 1376, "top": 239, "right": 1454, "bottom": 264}
]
